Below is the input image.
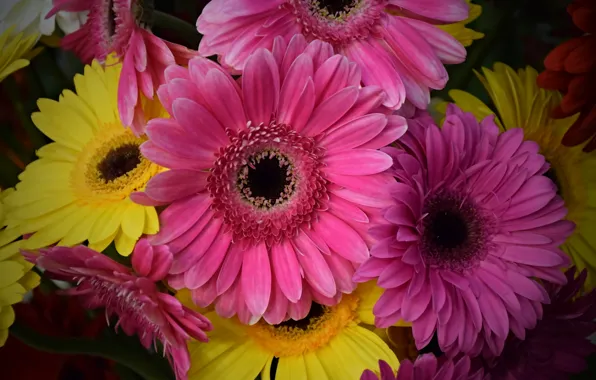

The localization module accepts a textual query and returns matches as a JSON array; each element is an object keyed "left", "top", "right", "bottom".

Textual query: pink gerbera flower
[
  {"left": 134, "top": 35, "right": 407, "bottom": 324},
  {"left": 48, "top": 0, "right": 196, "bottom": 134},
  {"left": 197, "top": 0, "right": 469, "bottom": 112},
  {"left": 23, "top": 239, "right": 213, "bottom": 380},
  {"left": 354, "top": 104, "right": 574, "bottom": 358},
  {"left": 361, "top": 355, "right": 483, "bottom": 380},
  {"left": 486, "top": 268, "right": 596, "bottom": 379}
]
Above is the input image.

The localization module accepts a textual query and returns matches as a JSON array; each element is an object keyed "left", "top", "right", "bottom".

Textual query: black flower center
[
  {"left": 319, "top": 0, "right": 356, "bottom": 15},
  {"left": 97, "top": 143, "right": 141, "bottom": 182},
  {"left": 107, "top": 0, "right": 116, "bottom": 37},
  {"left": 275, "top": 303, "right": 326, "bottom": 330},
  {"left": 427, "top": 210, "right": 468, "bottom": 249},
  {"left": 421, "top": 191, "right": 493, "bottom": 270},
  {"left": 238, "top": 150, "right": 296, "bottom": 209}
]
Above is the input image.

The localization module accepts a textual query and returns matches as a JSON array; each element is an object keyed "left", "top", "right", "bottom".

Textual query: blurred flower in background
[
  {"left": 361, "top": 355, "right": 483, "bottom": 380},
  {"left": 0, "top": 188, "right": 39, "bottom": 347},
  {"left": 437, "top": 0, "right": 485, "bottom": 47},
  {"left": 437, "top": 63, "right": 596, "bottom": 290},
  {"left": 0, "top": 0, "right": 87, "bottom": 37},
  {"left": 0, "top": 27, "right": 38, "bottom": 83}
]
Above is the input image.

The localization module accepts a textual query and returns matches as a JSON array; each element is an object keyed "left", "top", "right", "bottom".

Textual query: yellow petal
[
  {"left": 0, "top": 260, "right": 25, "bottom": 288},
  {"left": 36, "top": 142, "right": 79, "bottom": 162},
  {"left": 0, "top": 306, "right": 15, "bottom": 329},
  {"left": 143, "top": 206, "right": 159, "bottom": 235},
  {"left": 17, "top": 202, "right": 80, "bottom": 235},
  {"left": 7, "top": 193, "right": 74, "bottom": 220},
  {"left": 18, "top": 271, "right": 40, "bottom": 292},
  {"left": 88, "top": 227, "right": 119, "bottom": 253},
  {"left": 121, "top": 203, "right": 146, "bottom": 241},
  {"left": 115, "top": 228, "right": 137, "bottom": 256},
  {"left": 88, "top": 204, "right": 127, "bottom": 244},
  {"left": 276, "top": 356, "right": 309, "bottom": 380},
  {"left": 0, "top": 241, "right": 21, "bottom": 262},
  {"left": 22, "top": 205, "right": 88, "bottom": 250},
  {"left": 303, "top": 352, "right": 331, "bottom": 380},
  {"left": 0, "top": 282, "right": 26, "bottom": 306}
]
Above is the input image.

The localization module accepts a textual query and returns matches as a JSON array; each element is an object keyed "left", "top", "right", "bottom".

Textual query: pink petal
[
  {"left": 140, "top": 141, "right": 211, "bottom": 171},
  {"left": 243, "top": 48, "right": 280, "bottom": 125},
  {"left": 271, "top": 240, "right": 303, "bottom": 303},
  {"left": 145, "top": 170, "right": 208, "bottom": 203},
  {"left": 171, "top": 217, "right": 224, "bottom": 274},
  {"left": 118, "top": 36, "right": 140, "bottom": 127},
  {"left": 388, "top": 0, "right": 469, "bottom": 22},
  {"left": 357, "top": 114, "right": 408, "bottom": 149},
  {"left": 132, "top": 238, "right": 153, "bottom": 277},
  {"left": 202, "top": 69, "right": 247, "bottom": 131},
  {"left": 287, "top": 286, "right": 312, "bottom": 320},
  {"left": 184, "top": 232, "right": 232, "bottom": 289},
  {"left": 313, "top": 212, "right": 369, "bottom": 263},
  {"left": 241, "top": 242, "right": 272, "bottom": 316},
  {"left": 378, "top": 262, "right": 413, "bottom": 288},
  {"left": 263, "top": 280, "right": 289, "bottom": 325},
  {"left": 325, "top": 149, "right": 393, "bottom": 176},
  {"left": 293, "top": 233, "right": 337, "bottom": 297},
  {"left": 145, "top": 119, "right": 217, "bottom": 162},
  {"left": 216, "top": 244, "right": 245, "bottom": 295},
  {"left": 146, "top": 245, "right": 173, "bottom": 282},
  {"left": 151, "top": 194, "right": 212, "bottom": 246},
  {"left": 401, "top": 17, "right": 466, "bottom": 64},
  {"left": 320, "top": 114, "right": 388, "bottom": 152},
  {"left": 324, "top": 253, "right": 356, "bottom": 293},
  {"left": 299, "top": 86, "right": 359, "bottom": 136},
  {"left": 314, "top": 55, "right": 351, "bottom": 103},
  {"left": 171, "top": 98, "right": 229, "bottom": 151},
  {"left": 328, "top": 195, "right": 369, "bottom": 223},
  {"left": 498, "top": 246, "right": 567, "bottom": 267},
  {"left": 277, "top": 76, "right": 316, "bottom": 131}
]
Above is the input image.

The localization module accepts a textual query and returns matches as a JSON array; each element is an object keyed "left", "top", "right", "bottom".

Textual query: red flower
[
  {"left": 537, "top": 0, "right": 596, "bottom": 151},
  {"left": 0, "top": 288, "right": 118, "bottom": 380}
]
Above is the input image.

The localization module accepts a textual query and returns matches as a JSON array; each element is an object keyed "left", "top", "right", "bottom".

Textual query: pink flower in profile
[
  {"left": 361, "top": 355, "right": 483, "bottom": 380},
  {"left": 354, "top": 105, "right": 574, "bottom": 358},
  {"left": 47, "top": 0, "right": 196, "bottom": 134},
  {"left": 197, "top": 0, "right": 469, "bottom": 112},
  {"left": 23, "top": 239, "right": 213, "bottom": 380},
  {"left": 487, "top": 268, "right": 596, "bottom": 379},
  {"left": 134, "top": 35, "right": 407, "bottom": 325}
]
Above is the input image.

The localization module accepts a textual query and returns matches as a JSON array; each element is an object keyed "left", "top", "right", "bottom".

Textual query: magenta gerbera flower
[
  {"left": 135, "top": 35, "right": 407, "bottom": 324},
  {"left": 197, "top": 0, "right": 469, "bottom": 112},
  {"left": 48, "top": 0, "right": 196, "bottom": 134},
  {"left": 354, "top": 104, "right": 574, "bottom": 358},
  {"left": 23, "top": 239, "right": 213, "bottom": 380},
  {"left": 486, "top": 268, "right": 596, "bottom": 379},
  {"left": 361, "top": 355, "right": 483, "bottom": 380}
]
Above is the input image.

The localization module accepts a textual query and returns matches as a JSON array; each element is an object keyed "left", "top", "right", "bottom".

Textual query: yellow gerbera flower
[
  {"left": 438, "top": 0, "right": 484, "bottom": 47},
  {"left": 0, "top": 26, "right": 38, "bottom": 83},
  {"left": 436, "top": 62, "right": 596, "bottom": 289},
  {"left": 184, "top": 282, "right": 399, "bottom": 380},
  {"left": 4, "top": 58, "right": 164, "bottom": 256},
  {"left": 0, "top": 188, "right": 40, "bottom": 347}
]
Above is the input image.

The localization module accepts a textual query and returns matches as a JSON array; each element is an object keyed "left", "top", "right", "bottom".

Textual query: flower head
[
  {"left": 0, "top": 188, "right": 40, "bottom": 347},
  {"left": 355, "top": 104, "right": 574, "bottom": 358},
  {"left": 486, "top": 268, "right": 596, "bottom": 379},
  {"left": 537, "top": 0, "right": 596, "bottom": 150},
  {"left": 361, "top": 355, "right": 483, "bottom": 380},
  {"left": 138, "top": 35, "right": 406, "bottom": 323},
  {"left": 24, "top": 240, "right": 213, "bottom": 380},
  {"left": 4, "top": 58, "right": 163, "bottom": 256},
  {"left": 49, "top": 0, "right": 197, "bottom": 133},
  {"left": 436, "top": 63, "right": 596, "bottom": 290},
  {"left": 184, "top": 281, "right": 398, "bottom": 380},
  {"left": 197, "top": 0, "right": 469, "bottom": 111},
  {"left": 0, "top": 26, "right": 38, "bottom": 83}
]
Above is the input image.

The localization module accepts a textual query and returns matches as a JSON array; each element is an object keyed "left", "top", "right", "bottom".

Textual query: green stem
[
  {"left": 152, "top": 10, "right": 201, "bottom": 48},
  {"left": 10, "top": 322, "right": 174, "bottom": 380}
]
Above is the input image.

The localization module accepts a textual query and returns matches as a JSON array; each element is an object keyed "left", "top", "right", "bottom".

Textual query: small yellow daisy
[
  {"left": 436, "top": 62, "right": 596, "bottom": 289},
  {"left": 0, "top": 188, "right": 40, "bottom": 347},
  {"left": 0, "top": 26, "right": 38, "bottom": 83},
  {"left": 184, "top": 282, "right": 400, "bottom": 380},
  {"left": 4, "top": 58, "right": 164, "bottom": 256},
  {"left": 438, "top": 0, "right": 484, "bottom": 47}
]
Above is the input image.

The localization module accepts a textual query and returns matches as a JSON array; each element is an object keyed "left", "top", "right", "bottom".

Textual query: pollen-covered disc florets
[{"left": 208, "top": 121, "right": 328, "bottom": 246}]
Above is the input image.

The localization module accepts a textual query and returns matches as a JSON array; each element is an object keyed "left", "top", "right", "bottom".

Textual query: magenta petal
[
  {"left": 216, "top": 244, "right": 245, "bottom": 295},
  {"left": 132, "top": 238, "right": 153, "bottom": 277},
  {"left": 151, "top": 194, "right": 212, "bottom": 246},
  {"left": 321, "top": 113, "right": 388, "bottom": 152},
  {"left": 241, "top": 242, "right": 272, "bottom": 316},
  {"left": 293, "top": 233, "right": 337, "bottom": 298},
  {"left": 325, "top": 149, "right": 393, "bottom": 176},
  {"left": 145, "top": 170, "right": 208, "bottom": 203},
  {"left": 313, "top": 212, "right": 369, "bottom": 263},
  {"left": 184, "top": 232, "right": 232, "bottom": 289},
  {"left": 498, "top": 246, "right": 566, "bottom": 267},
  {"left": 300, "top": 86, "right": 359, "bottom": 136}
]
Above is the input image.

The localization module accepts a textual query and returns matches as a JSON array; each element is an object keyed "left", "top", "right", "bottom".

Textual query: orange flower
[{"left": 537, "top": 0, "right": 596, "bottom": 151}]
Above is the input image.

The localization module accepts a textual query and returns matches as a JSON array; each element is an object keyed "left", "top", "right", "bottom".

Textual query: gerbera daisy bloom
[
  {"left": 23, "top": 241, "right": 213, "bottom": 380},
  {"left": 0, "top": 188, "right": 40, "bottom": 347},
  {"left": 536, "top": 0, "right": 596, "bottom": 151},
  {"left": 48, "top": 0, "right": 197, "bottom": 134},
  {"left": 354, "top": 104, "right": 574, "bottom": 358},
  {"left": 183, "top": 281, "right": 398, "bottom": 380},
  {"left": 3, "top": 58, "right": 163, "bottom": 256},
  {"left": 436, "top": 63, "right": 596, "bottom": 289},
  {"left": 0, "top": 26, "right": 38, "bottom": 83},
  {"left": 361, "top": 355, "right": 482, "bottom": 380},
  {"left": 485, "top": 267, "right": 596, "bottom": 379},
  {"left": 0, "top": 0, "right": 86, "bottom": 37},
  {"left": 436, "top": 0, "right": 484, "bottom": 48},
  {"left": 138, "top": 35, "right": 406, "bottom": 322},
  {"left": 197, "top": 0, "right": 469, "bottom": 111}
]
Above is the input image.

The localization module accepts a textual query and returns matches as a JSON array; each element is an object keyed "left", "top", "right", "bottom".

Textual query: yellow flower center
[
  {"left": 71, "top": 122, "right": 159, "bottom": 204},
  {"left": 247, "top": 294, "right": 359, "bottom": 357}
]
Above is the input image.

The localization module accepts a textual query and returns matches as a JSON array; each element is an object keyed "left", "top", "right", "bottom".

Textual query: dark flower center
[
  {"left": 97, "top": 144, "right": 142, "bottom": 182},
  {"left": 318, "top": 0, "right": 356, "bottom": 15},
  {"left": 107, "top": 0, "right": 116, "bottom": 37},
  {"left": 275, "top": 303, "right": 326, "bottom": 330},
  {"left": 238, "top": 150, "right": 296, "bottom": 209},
  {"left": 421, "top": 191, "right": 493, "bottom": 270}
]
